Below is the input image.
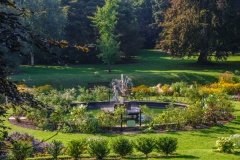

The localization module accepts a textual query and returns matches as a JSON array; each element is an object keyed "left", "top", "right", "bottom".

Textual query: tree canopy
[{"left": 158, "top": 0, "right": 240, "bottom": 63}]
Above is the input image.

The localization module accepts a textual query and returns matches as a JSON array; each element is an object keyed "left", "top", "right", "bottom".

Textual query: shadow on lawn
[
  {"left": 233, "top": 151, "right": 240, "bottom": 156},
  {"left": 124, "top": 154, "right": 199, "bottom": 159}
]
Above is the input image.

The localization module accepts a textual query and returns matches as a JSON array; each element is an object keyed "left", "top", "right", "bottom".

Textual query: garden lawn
[
  {"left": 5, "top": 101, "right": 240, "bottom": 160},
  {"left": 9, "top": 50, "right": 240, "bottom": 89}
]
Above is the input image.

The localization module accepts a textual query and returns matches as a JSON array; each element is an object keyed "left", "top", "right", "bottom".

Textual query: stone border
[{"left": 71, "top": 101, "right": 188, "bottom": 109}]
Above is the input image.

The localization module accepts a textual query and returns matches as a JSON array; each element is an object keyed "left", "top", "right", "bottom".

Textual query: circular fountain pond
[{"left": 71, "top": 101, "right": 188, "bottom": 132}]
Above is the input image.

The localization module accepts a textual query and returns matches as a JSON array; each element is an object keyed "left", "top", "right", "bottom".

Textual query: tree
[
  {"left": 131, "top": 0, "right": 156, "bottom": 48},
  {"left": 158, "top": 0, "right": 240, "bottom": 64},
  {"left": 0, "top": 0, "right": 72, "bottom": 136},
  {"left": 91, "top": 0, "right": 120, "bottom": 73},
  {"left": 61, "top": 0, "right": 104, "bottom": 64},
  {"left": 15, "top": 0, "right": 68, "bottom": 66},
  {"left": 116, "top": 0, "right": 144, "bottom": 62}
]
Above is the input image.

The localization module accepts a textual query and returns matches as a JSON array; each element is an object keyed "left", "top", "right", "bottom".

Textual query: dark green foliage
[
  {"left": 7, "top": 131, "right": 50, "bottom": 154},
  {"left": 159, "top": 0, "right": 240, "bottom": 64},
  {"left": 91, "top": 0, "right": 120, "bottom": 73},
  {"left": 134, "top": 137, "right": 156, "bottom": 157},
  {"left": 9, "top": 141, "right": 33, "bottom": 160},
  {"left": 111, "top": 136, "right": 133, "bottom": 158},
  {"left": 87, "top": 137, "right": 110, "bottom": 159},
  {"left": 60, "top": 0, "right": 104, "bottom": 64},
  {"left": 116, "top": 1, "right": 143, "bottom": 61},
  {"left": 155, "top": 137, "right": 178, "bottom": 156},
  {"left": 48, "top": 140, "right": 64, "bottom": 160},
  {"left": 67, "top": 139, "right": 87, "bottom": 160}
]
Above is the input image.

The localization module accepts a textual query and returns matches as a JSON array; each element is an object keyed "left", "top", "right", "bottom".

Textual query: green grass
[
  {"left": 6, "top": 49, "right": 240, "bottom": 159},
  {"left": 9, "top": 50, "right": 240, "bottom": 89},
  {"left": 5, "top": 101, "right": 240, "bottom": 159}
]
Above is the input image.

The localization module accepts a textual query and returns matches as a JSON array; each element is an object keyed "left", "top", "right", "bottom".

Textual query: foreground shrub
[
  {"left": 216, "top": 137, "right": 235, "bottom": 153},
  {"left": 87, "top": 137, "right": 110, "bottom": 159},
  {"left": 230, "top": 134, "right": 240, "bottom": 148},
  {"left": 9, "top": 141, "right": 33, "bottom": 160},
  {"left": 111, "top": 137, "right": 133, "bottom": 158},
  {"left": 155, "top": 137, "right": 178, "bottom": 156},
  {"left": 7, "top": 131, "right": 49, "bottom": 154},
  {"left": 134, "top": 137, "right": 156, "bottom": 157},
  {"left": 67, "top": 139, "right": 87, "bottom": 160},
  {"left": 48, "top": 140, "right": 64, "bottom": 160}
]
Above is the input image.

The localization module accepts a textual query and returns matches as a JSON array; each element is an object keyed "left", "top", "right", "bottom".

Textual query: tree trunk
[
  {"left": 30, "top": 52, "right": 34, "bottom": 66},
  {"left": 108, "top": 63, "right": 111, "bottom": 73},
  {"left": 197, "top": 51, "right": 209, "bottom": 64}
]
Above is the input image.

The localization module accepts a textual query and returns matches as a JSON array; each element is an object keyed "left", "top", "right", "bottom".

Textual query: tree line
[{"left": 1, "top": 0, "right": 240, "bottom": 71}]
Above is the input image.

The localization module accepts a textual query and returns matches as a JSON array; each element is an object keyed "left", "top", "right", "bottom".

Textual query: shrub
[
  {"left": 139, "top": 105, "right": 154, "bottom": 123},
  {"left": 171, "top": 81, "right": 188, "bottom": 95},
  {"left": 77, "top": 87, "right": 96, "bottom": 102},
  {"left": 68, "top": 105, "right": 100, "bottom": 133},
  {"left": 155, "top": 137, "right": 178, "bottom": 156},
  {"left": 185, "top": 102, "right": 204, "bottom": 127},
  {"left": 9, "top": 140, "right": 33, "bottom": 160},
  {"left": 216, "top": 137, "right": 235, "bottom": 153},
  {"left": 87, "top": 137, "right": 110, "bottom": 159},
  {"left": 48, "top": 140, "right": 64, "bottom": 160},
  {"left": 92, "top": 86, "right": 109, "bottom": 101},
  {"left": 111, "top": 137, "right": 133, "bottom": 158},
  {"left": 79, "top": 117, "right": 99, "bottom": 134},
  {"left": 134, "top": 137, "right": 156, "bottom": 157},
  {"left": 132, "top": 85, "right": 151, "bottom": 100},
  {"left": 218, "top": 71, "right": 234, "bottom": 83},
  {"left": 7, "top": 131, "right": 49, "bottom": 154},
  {"left": 153, "top": 106, "right": 187, "bottom": 130},
  {"left": 67, "top": 139, "right": 87, "bottom": 160},
  {"left": 229, "top": 134, "right": 240, "bottom": 149}
]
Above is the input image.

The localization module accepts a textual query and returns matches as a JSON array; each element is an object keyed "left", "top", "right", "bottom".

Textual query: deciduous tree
[
  {"left": 91, "top": 0, "right": 120, "bottom": 73},
  {"left": 158, "top": 0, "right": 240, "bottom": 64}
]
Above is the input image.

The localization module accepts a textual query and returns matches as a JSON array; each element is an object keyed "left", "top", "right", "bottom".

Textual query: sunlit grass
[
  {"left": 9, "top": 50, "right": 240, "bottom": 89},
  {"left": 4, "top": 102, "right": 240, "bottom": 159}
]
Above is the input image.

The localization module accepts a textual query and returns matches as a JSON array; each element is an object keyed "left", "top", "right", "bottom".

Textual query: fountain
[
  {"left": 73, "top": 74, "right": 189, "bottom": 130},
  {"left": 103, "top": 74, "right": 140, "bottom": 113}
]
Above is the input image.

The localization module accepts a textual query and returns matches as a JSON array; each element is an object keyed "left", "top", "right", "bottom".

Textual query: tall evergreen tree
[{"left": 61, "top": 0, "right": 104, "bottom": 64}]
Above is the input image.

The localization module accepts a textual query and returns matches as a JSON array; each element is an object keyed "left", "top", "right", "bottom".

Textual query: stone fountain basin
[{"left": 71, "top": 101, "right": 188, "bottom": 110}]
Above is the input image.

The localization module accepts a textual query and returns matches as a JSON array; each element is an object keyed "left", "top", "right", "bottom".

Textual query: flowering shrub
[
  {"left": 7, "top": 131, "right": 49, "bottom": 154},
  {"left": 33, "top": 152, "right": 51, "bottom": 157},
  {"left": 218, "top": 71, "right": 234, "bottom": 83},
  {"left": 200, "top": 82, "right": 240, "bottom": 95},
  {"left": 153, "top": 105, "right": 187, "bottom": 129},
  {"left": 68, "top": 105, "right": 100, "bottom": 133},
  {"left": 132, "top": 85, "right": 152, "bottom": 100},
  {"left": 34, "top": 85, "right": 53, "bottom": 94},
  {"left": 216, "top": 137, "right": 235, "bottom": 153},
  {"left": 229, "top": 134, "right": 240, "bottom": 148}
]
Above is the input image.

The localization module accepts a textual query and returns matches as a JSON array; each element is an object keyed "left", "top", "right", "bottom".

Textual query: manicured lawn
[
  {"left": 9, "top": 50, "right": 240, "bottom": 89},
  {"left": 5, "top": 101, "right": 240, "bottom": 159},
  {"left": 6, "top": 49, "right": 240, "bottom": 159}
]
